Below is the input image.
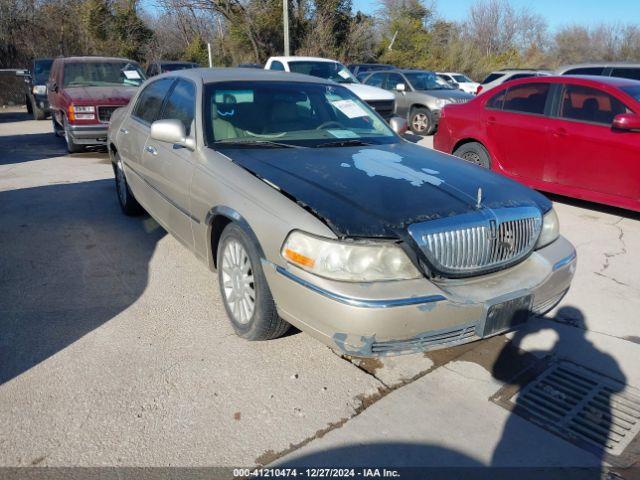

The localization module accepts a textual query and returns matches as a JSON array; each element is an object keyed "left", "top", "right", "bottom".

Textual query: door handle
[
  {"left": 487, "top": 116, "right": 496, "bottom": 125},
  {"left": 145, "top": 145, "right": 158, "bottom": 156},
  {"left": 119, "top": 128, "right": 129, "bottom": 135}
]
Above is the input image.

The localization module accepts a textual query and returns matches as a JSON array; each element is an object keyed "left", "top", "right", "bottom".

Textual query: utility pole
[
  {"left": 283, "top": 0, "right": 290, "bottom": 56},
  {"left": 207, "top": 43, "right": 213, "bottom": 68}
]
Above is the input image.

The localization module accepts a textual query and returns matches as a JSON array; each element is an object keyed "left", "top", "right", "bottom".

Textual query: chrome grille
[
  {"left": 98, "top": 106, "right": 118, "bottom": 123},
  {"left": 408, "top": 207, "right": 542, "bottom": 277}
]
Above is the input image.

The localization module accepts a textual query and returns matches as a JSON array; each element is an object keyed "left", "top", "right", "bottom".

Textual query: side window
[
  {"left": 364, "top": 73, "right": 385, "bottom": 88},
  {"left": 507, "top": 73, "right": 535, "bottom": 81},
  {"left": 270, "top": 61, "right": 285, "bottom": 71},
  {"left": 610, "top": 68, "right": 640, "bottom": 81},
  {"left": 481, "top": 73, "right": 504, "bottom": 84},
  {"left": 559, "top": 84, "right": 628, "bottom": 125},
  {"left": 384, "top": 73, "right": 404, "bottom": 91},
  {"left": 132, "top": 78, "right": 174, "bottom": 124},
  {"left": 502, "top": 83, "right": 550, "bottom": 115},
  {"left": 564, "top": 67, "right": 605, "bottom": 76},
  {"left": 486, "top": 90, "right": 506, "bottom": 110},
  {"left": 159, "top": 79, "right": 196, "bottom": 136}
]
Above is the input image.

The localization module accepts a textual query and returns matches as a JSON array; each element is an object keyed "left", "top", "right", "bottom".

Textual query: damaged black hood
[{"left": 223, "top": 142, "right": 551, "bottom": 238}]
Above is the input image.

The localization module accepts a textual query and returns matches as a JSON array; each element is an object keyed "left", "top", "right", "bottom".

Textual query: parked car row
[{"left": 106, "top": 67, "right": 577, "bottom": 356}]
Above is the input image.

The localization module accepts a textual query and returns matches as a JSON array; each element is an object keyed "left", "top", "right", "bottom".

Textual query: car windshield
[
  {"left": 204, "top": 81, "right": 397, "bottom": 148},
  {"left": 453, "top": 74, "right": 471, "bottom": 83},
  {"left": 405, "top": 72, "right": 454, "bottom": 90},
  {"left": 288, "top": 61, "right": 358, "bottom": 84},
  {"left": 620, "top": 85, "right": 640, "bottom": 103},
  {"left": 33, "top": 59, "right": 53, "bottom": 84},
  {"left": 63, "top": 61, "right": 145, "bottom": 87}
]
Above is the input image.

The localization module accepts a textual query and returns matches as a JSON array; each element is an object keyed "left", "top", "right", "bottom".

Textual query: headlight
[
  {"left": 32, "top": 85, "right": 46, "bottom": 95},
  {"left": 281, "top": 231, "right": 421, "bottom": 282},
  {"left": 536, "top": 208, "right": 559, "bottom": 249},
  {"left": 434, "top": 98, "right": 449, "bottom": 108}
]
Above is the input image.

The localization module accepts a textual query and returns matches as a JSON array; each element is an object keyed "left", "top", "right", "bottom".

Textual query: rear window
[
  {"left": 502, "top": 83, "right": 550, "bottom": 115},
  {"left": 481, "top": 73, "right": 504, "bottom": 84},
  {"left": 610, "top": 68, "right": 640, "bottom": 81},
  {"left": 564, "top": 67, "right": 605, "bottom": 76},
  {"left": 559, "top": 84, "right": 628, "bottom": 125},
  {"left": 620, "top": 85, "right": 640, "bottom": 103}
]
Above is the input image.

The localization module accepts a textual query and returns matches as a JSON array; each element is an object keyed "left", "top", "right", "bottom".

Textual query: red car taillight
[{"left": 476, "top": 85, "right": 483, "bottom": 95}]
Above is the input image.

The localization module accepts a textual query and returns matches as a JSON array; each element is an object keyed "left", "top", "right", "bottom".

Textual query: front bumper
[
  {"left": 263, "top": 236, "right": 576, "bottom": 357},
  {"left": 67, "top": 124, "right": 109, "bottom": 145}
]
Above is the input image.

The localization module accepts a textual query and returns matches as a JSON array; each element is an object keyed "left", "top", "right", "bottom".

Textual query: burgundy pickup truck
[{"left": 47, "top": 56, "right": 145, "bottom": 153}]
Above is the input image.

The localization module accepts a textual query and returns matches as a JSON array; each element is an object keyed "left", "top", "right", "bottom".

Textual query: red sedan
[{"left": 434, "top": 76, "right": 640, "bottom": 212}]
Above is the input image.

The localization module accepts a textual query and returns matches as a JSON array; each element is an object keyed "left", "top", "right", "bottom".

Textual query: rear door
[
  {"left": 548, "top": 83, "right": 637, "bottom": 200},
  {"left": 141, "top": 78, "right": 198, "bottom": 248},
  {"left": 484, "top": 82, "right": 553, "bottom": 182}
]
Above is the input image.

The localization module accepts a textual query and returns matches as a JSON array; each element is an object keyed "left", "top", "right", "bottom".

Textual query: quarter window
[
  {"left": 559, "top": 84, "right": 628, "bottom": 125},
  {"left": 610, "top": 68, "right": 640, "bottom": 81},
  {"left": 132, "top": 78, "right": 174, "bottom": 124},
  {"left": 159, "top": 79, "right": 196, "bottom": 136},
  {"left": 502, "top": 83, "right": 550, "bottom": 115},
  {"left": 270, "top": 61, "right": 285, "bottom": 71}
]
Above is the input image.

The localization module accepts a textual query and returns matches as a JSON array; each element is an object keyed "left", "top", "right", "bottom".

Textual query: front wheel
[
  {"left": 31, "top": 97, "right": 46, "bottom": 120},
  {"left": 63, "top": 117, "right": 84, "bottom": 153},
  {"left": 453, "top": 142, "right": 491, "bottom": 169},
  {"left": 217, "top": 223, "right": 290, "bottom": 341},
  {"left": 409, "top": 107, "right": 436, "bottom": 135}
]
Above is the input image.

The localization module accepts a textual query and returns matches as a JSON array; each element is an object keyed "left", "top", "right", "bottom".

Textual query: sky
[{"left": 352, "top": 0, "right": 640, "bottom": 31}]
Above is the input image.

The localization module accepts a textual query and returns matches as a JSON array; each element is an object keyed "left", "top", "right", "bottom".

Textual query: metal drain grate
[{"left": 492, "top": 359, "right": 640, "bottom": 466}]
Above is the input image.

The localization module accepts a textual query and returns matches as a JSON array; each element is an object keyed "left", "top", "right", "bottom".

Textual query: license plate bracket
[{"left": 483, "top": 294, "right": 533, "bottom": 337}]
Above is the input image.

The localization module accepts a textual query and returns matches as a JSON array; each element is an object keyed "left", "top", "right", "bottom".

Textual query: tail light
[{"left": 476, "top": 85, "right": 483, "bottom": 95}]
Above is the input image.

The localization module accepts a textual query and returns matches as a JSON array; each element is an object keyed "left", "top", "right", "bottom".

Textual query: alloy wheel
[
  {"left": 412, "top": 113, "right": 428, "bottom": 132},
  {"left": 221, "top": 240, "right": 255, "bottom": 325}
]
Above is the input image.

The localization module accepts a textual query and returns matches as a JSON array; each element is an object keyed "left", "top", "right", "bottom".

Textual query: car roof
[
  {"left": 438, "top": 72, "right": 466, "bottom": 76},
  {"left": 391, "top": 69, "right": 435, "bottom": 74},
  {"left": 557, "top": 62, "right": 640, "bottom": 72},
  {"left": 269, "top": 56, "right": 338, "bottom": 63},
  {"left": 158, "top": 60, "right": 197, "bottom": 65},
  {"left": 490, "top": 74, "right": 640, "bottom": 89},
  {"left": 154, "top": 67, "right": 336, "bottom": 85},
  {"left": 492, "top": 69, "right": 540, "bottom": 75},
  {"left": 54, "top": 56, "right": 138, "bottom": 64}
]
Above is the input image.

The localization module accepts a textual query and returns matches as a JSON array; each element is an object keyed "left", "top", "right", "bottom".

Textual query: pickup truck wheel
[
  {"left": 409, "top": 107, "right": 436, "bottom": 136},
  {"left": 453, "top": 142, "right": 491, "bottom": 169},
  {"left": 26, "top": 95, "right": 33, "bottom": 114},
  {"left": 113, "top": 156, "right": 143, "bottom": 216},
  {"left": 31, "top": 97, "right": 46, "bottom": 120},
  {"left": 52, "top": 116, "right": 63, "bottom": 137},
  {"left": 63, "top": 117, "right": 84, "bottom": 153},
  {"left": 217, "top": 223, "right": 290, "bottom": 341}
]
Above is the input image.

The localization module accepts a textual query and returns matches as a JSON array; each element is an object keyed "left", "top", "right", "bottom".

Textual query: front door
[
  {"left": 140, "top": 78, "right": 197, "bottom": 248},
  {"left": 549, "top": 83, "right": 639, "bottom": 201}
]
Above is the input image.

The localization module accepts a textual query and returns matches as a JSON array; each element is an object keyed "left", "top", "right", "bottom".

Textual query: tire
[
  {"left": 52, "top": 115, "right": 63, "bottom": 137},
  {"left": 409, "top": 107, "right": 436, "bottom": 136},
  {"left": 453, "top": 142, "right": 491, "bottom": 169},
  {"left": 113, "top": 154, "right": 143, "bottom": 216},
  {"left": 26, "top": 95, "right": 33, "bottom": 114},
  {"left": 31, "top": 97, "right": 46, "bottom": 120},
  {"left": 63, "top": 116, "right": 84, "bottom": 153},
  {"left": 217, "top": 223, "right": 290, "bottom": 341}
]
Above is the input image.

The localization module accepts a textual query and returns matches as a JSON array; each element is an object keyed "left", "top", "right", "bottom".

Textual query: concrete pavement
[{"left": 1, "top": 107, "right": 639, "bottom": 473}]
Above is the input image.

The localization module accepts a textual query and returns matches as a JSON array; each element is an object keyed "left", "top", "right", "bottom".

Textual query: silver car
[
  {"left": 107, "top": 68, "right": 576, "bottom": 357},
  {"left": 362, "top": 69, "right": 473, "bottom": 135}
]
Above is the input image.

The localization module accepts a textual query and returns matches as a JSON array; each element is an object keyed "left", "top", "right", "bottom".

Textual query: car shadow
[
  {"left": 0, "top": 132, "right": 68, "bottom": 164},
  {"left": 545, "top": 192, "right": 640, "bottom": 221},
  {"left": 0, "top": 179, "right": 165, "bottom": 385}
]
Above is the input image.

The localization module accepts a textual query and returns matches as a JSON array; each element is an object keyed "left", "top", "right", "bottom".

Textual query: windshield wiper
[
  {"left": 313, "top": 139, "right": 372, "bottom": 148},
  {"left": 213, "top": 139, "right": 304, "bottom": 149}
]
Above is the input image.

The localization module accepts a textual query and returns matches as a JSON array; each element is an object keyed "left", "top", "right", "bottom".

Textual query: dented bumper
[{"left": 263, "top": 235, "right": 576, "bottom": 357}]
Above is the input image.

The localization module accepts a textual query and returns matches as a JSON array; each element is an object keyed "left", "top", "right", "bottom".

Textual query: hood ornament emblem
[{"left": 476, "top": 187, "right": 482, "bottom": 209}]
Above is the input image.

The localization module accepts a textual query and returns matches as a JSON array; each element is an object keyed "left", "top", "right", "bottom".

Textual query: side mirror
[
  {"left": 395, "top": 83, "right": 406, "bottom": 92},
  {"left": 612, "top": 113, "right": 640, "bottom": 132},
  {"left": 389, "top": 116, "right": 408, "bottom": 135},
  {"left": 150, "top": 119, "right": 195, "bottom": 150}
]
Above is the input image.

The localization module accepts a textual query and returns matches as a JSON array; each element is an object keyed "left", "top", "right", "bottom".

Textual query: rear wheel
[
  {"left": 217, "top": 223, "right": 290, "bottom": 341},
  {"left": 453, "top": 142, "right": 491, "bottom": 169},
  {"left": 409, "top": 107, "right": 436, "bottom": 135},
  {"left": 113, "top": 155, "right": 143, "bottom": 216}
]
